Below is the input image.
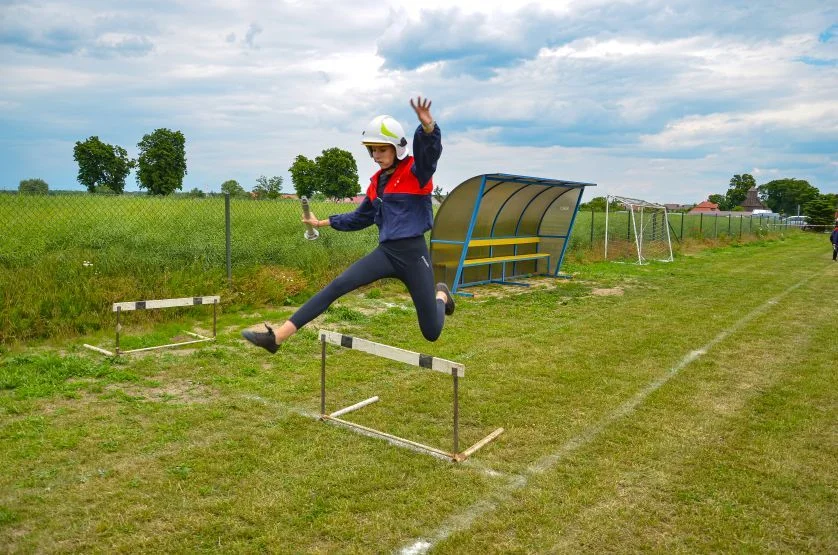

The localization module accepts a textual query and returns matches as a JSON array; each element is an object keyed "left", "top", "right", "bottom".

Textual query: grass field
[{"left": 1, "top": 232, "right": 835, "bottom": 553}]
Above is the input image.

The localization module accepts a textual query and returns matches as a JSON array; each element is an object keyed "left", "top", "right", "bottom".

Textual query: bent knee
[{"left": 421, "top": 327, "right": 442, "bottom": 342}]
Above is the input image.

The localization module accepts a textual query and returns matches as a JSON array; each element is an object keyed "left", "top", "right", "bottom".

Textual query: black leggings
[{"left": 289, "top": 236, "right": 445, "bottom": 341}]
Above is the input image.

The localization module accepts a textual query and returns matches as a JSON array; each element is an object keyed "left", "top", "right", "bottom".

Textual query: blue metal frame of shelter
[{"left": 431, "top": 173, "right": 595, "bottom": 296}]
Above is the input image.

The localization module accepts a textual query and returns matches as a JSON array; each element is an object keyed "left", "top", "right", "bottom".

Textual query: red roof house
[{"left": 688, "top": 201, "right": 720, "bottom": 214}]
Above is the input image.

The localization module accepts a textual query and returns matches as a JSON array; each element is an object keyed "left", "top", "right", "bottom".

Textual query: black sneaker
[
  {"left": 241, "top": 323, "right": 280, "bottom": 354},
  {"left": 436, "top": 282, "right": 455, "bottom": 316}
]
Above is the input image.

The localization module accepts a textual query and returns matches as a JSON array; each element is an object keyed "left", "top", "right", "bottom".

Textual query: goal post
[{"left": 605, "top": 195, "right": 674, "bottom": 264}]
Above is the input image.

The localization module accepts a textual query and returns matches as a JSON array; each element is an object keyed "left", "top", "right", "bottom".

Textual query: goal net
[{"left": 605, "top": 195, "right": 673, "bottom": 264}]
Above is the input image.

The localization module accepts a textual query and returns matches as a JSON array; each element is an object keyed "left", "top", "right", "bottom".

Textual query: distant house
[
  {"left": 664, "top": 203, "right": 692, "bottom": 212},
  {"left": 689, "top": 201, "right": 720, "bottom": 214},
  {"left": 740, "top": 187, "right": 766, "bottom": 212},
  {"left": 281, "top": 194, "right": 299, "bottom": 200}
]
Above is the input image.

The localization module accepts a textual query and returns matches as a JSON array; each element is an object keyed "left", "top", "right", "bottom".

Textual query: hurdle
[
  {"left": 83, "top": 296, "right": 219, "bottom": 356},
  {"left": 318, "top": 329, "right": 504, "bottom": 462}
]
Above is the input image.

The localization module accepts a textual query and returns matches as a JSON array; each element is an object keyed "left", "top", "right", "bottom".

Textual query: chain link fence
[
  {"left": 0, "top": 192, "right": 803, "bottom": 343},
  {"left": 0, "top": 192, "right": 377, "bottom": 271}
]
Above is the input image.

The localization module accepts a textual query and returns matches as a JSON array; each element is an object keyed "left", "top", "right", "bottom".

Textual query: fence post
[
  {"left": 590, "top": 209, "right": 594, "bottom": 245},
  {"left": 700, "top": 213, "right": 703, "bottom": 236},
  {"left": 680, "top": 213, "right": 684, "bottom": 240},
  {"left": 739, "top": 215, "right": 743, "bottom": 238},
  {"left": 728, "top": 214, "right": 731, "bottom": 236},
  {"left": 714, "top": 213, "right": 718, "bottom": 238},
  {"left": 225, "top": 193, "right": 232, "bottom": 284}
]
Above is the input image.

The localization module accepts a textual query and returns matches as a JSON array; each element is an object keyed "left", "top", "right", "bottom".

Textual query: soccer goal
[{"left": 605, "top": 195, "right": 674, "bottom": 264}]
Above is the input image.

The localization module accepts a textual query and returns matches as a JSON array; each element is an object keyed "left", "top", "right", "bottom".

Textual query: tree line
[
  {"left": 72, "top": 130, "right": 186, "bottom": 195},
  {"left": 16, "top": 130, "right": 368, "bottom": 201},
  {"left": 579, "top": 173, "right": 837, "bottom": 227},
  {"left": 709, "top": 173, "right": 837, "bottom": 226}
]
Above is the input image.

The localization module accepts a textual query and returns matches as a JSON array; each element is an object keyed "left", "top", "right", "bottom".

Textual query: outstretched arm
[
  {"left": 410, "top": 96, "right": 442, "bottom": 187},
  {"left": 327, "top": 196, "right": 376, "bottom": 231}
]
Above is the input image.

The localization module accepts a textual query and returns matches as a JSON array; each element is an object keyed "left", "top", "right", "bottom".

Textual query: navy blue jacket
[
  {"left": 831, "top": 227, "right": 838, "bottom": 245},
  {"left": 329, "top": 124, "right": 442, "bottom": 243}
]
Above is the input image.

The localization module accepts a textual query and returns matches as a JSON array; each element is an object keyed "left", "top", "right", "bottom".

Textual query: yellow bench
[
  {"left": 433, "top": 236, "right": 550, "bottom": 293},
  {"left": 464, "top": 236, "right": 549, "bottom": 266},
  {"left": 463, "top": 236, "right": 549, "bottom": 267}
]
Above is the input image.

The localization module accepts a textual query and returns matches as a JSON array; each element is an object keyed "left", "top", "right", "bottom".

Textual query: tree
[
  {"left": 316, "top": 148, "right": 360, "bottom": 200},
  {"left": 758, "top": 178, "right": 819, "bottom": 216},
  {"left": 135, "top": 128, "right": 187, "bottom": 195},
  {"left": 708, "top": 194, "right": 725, "bottom": 207},
  {"left": 580, "top": 196, "right": 624, "bottom": 211},
  {"left": 186, "top": 187, "right": 206, "bottom": 198},
  {"left": 19, "top": 178, "right": 48, "bottom": 195},
  {"left": 723, "top": 173, "right": 756, "bottom": 210},
  {"left": 433, "top": 185, "right": 446, "bottom": 203},
  {"left": 73, "top": 136, "right": 134, "bottom": 194},
  {"left": 803, "top": 195, "right": 837, "bottom": 227},
  {"left": 289, "top": 148, "right": 359, "bottom": 200},
  {"left": 252, "top": 175, "right": 283, "bottom": 200},
  {"left": 289, "top": 155, "right": 318, "bottom": 198},
  {"left": 220, "top": 179, "right": 246, "bottom": 197}
]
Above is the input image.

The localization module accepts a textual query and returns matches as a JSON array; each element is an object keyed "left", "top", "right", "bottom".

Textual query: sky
[{"left": 1, "top": 0, "right": 836, "bottom": 204}]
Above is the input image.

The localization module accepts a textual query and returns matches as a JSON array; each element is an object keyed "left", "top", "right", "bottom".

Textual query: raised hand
[{"left": 410, "top": 96, "right": 434, "bottom": 127}]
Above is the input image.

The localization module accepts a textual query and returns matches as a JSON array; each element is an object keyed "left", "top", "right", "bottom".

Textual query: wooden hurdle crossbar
[
  {"left": 318, "top": 329, "right": 504, "bottom": 462},
  {"left": 83, "top": 296, "right": 219, "bottom": 356}
]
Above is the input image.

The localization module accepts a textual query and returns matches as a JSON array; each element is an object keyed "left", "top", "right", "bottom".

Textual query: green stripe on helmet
[{"left": 380, "top": 121, "right": 400, "bottom": 139}]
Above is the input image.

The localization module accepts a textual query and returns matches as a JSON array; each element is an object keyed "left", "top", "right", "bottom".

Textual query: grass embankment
[{"left": 1, "top": 232, "right": 835, "bottom": 552}]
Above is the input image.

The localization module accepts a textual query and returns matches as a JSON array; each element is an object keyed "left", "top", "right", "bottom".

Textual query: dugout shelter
[{"left": 430, "top": 173, "right": 595, "bottom": 295}]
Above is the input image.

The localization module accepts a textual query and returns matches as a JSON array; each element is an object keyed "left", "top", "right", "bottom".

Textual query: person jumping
[{"left": 242, "top": 96, "right": 454, "bottom": 353}]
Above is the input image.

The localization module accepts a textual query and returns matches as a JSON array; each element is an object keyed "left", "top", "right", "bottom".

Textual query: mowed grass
[{"left": 1, "top": 233, "right": 835, "bottom": 552}]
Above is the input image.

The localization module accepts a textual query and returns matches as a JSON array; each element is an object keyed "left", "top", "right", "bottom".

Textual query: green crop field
[{"left": 1, "top": 231, "right": 835, "bottom": 553}]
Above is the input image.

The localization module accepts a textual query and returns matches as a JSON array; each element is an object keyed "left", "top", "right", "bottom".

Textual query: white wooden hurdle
[
  {"left": 318, "top": 329, "right": 504, "bottom": 462},
  {"left": 83, "top": 296, "right": 219, "bottom": 356}
]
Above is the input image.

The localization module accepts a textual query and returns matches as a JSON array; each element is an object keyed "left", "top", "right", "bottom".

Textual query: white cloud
[{"left": 0, "top": 0, "right": 836, "bottom": 200}]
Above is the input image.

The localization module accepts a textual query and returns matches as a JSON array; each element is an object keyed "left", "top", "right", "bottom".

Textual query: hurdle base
[
  {"left": 83, "top": 344, "right": 114, "bottom": 356},
  {"left": 83, "top": 334, "right": 214, "bottom": 356},
  {"left": 119, "top": 336, "right": 214, "bottom": 354},
  {"left": 320, "top": 397, "right": 503, "bottom": 463}
]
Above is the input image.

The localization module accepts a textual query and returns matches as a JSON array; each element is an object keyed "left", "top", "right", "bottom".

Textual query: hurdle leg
[
  {"left": 320, "top": 335, "right": 326, "bottom": 416},
  {"left": 115, "top": 306, "right": 121, "bottom": 355},
  {"left": 212, "top": 300, "right": 217, "bottom": 337},
  {"left": 453, "top": 369, "right": 459, "bottom": 454}
]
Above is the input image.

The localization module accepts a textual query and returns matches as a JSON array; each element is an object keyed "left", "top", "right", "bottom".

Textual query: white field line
[{"left": 398, "top": 272, "right": 819, "bottom": 555}]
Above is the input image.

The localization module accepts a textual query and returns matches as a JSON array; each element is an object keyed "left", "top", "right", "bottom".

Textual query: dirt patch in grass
[
  {"left": 466, "top": 277, "right": 576, "bottom": 299},
  {"left": 105, "top": 379, "right": 216, "bottom": 404},
  {"left": 591, "top": 287, "right": 624, "bottom": 296}
]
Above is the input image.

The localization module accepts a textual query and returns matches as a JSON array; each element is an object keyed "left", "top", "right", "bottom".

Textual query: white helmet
[{"left": 361, "top": 115, "right": 409, "bottom": 160}]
